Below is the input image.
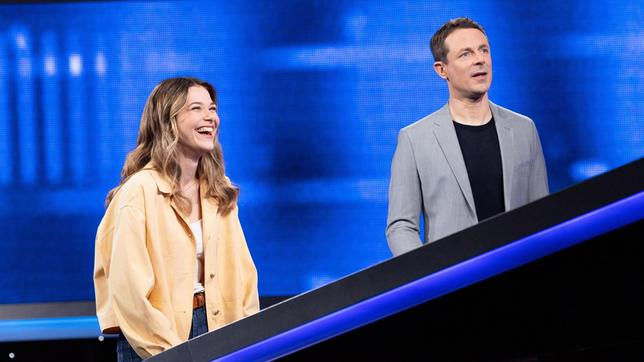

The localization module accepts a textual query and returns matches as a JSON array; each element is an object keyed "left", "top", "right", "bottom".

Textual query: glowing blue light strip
[
  {"left": 214, "top": 191, "right": 644, "bottom": 361},
  {"left": 13, "top": 26, "right": 38, "bottom": 185},
  {"left": 0, "top": 316, "right": 101, "bottom": 342},
  {"left": 66, "top": 32, "right": 86, "bottom": 185},
  {"left": 0, "top": 37, "right": 10, "bottom": 186},
  {"left": 41, "top": 31, "right": 64, "bottom": 184}
]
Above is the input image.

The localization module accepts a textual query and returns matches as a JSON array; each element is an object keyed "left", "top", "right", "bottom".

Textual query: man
[{"left": 386, "top": 18, "right": 548, "bottom": 256}]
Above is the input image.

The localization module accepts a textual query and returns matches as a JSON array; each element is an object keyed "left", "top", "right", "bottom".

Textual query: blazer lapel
[
  {"left": 490, "top": 102, "right": 514, "bottom": 211},
  {"left": 432, "top": 104, "right": 476, "bottom": 215}
]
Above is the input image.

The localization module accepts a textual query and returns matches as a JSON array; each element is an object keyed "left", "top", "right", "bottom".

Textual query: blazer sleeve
[
  {"left": 108, "top": 204, "right": 183, "bottom": 358},
  {"left": 386, "top": 128, "right": 423, "bottom": 256},
  {"left": 528, "top": 121, "right": 549, "bottom": 201},
  {"left": 232, "top": 205, "right": 260, "bottom": 316},
  {"left": 94, "top": 222, "right": 118, "bottom": 333}
]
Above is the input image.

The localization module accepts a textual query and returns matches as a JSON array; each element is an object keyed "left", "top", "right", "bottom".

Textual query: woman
[{"left": 93, "top": 77, "right": 259, "bottom": 361}]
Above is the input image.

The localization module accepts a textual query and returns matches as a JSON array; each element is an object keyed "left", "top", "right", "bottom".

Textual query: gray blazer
[{"left": 386, "top": 102, "right": 549, "bottom": 256}]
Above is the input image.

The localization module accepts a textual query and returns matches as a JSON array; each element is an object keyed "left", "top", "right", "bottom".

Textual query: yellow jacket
[{"left": 93, "top": 167, "right": 259, "bottom": 358}]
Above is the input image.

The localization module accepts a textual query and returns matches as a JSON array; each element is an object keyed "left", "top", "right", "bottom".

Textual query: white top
[{"left": 189, "top": 220, "right": 205, "bottom": 294}]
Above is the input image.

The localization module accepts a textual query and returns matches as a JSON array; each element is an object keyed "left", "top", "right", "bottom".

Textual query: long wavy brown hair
[{"left": 105, "top": 77, "right": 238, "bottom": 216}]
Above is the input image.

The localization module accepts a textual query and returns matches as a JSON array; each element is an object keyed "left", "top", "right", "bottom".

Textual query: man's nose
[{"left": 474, "top": 51, "right": 486, "bottom": 65}]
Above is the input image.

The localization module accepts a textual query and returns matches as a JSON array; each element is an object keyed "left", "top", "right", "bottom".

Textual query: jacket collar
[
  {"left": 431, "top": 100, "right": 515, "bottom": 215},
  {"left": 489, "top": 102, "right": 514, "bottom": 210},
  {"left": 144, "top": 162, "right": 173, "bottom": 195},
  {"left": 432, "top": 104, "right": 476, "bottom": 215},
  {"left": 144, "top": 161, "right": 219, "bottom": 214}
]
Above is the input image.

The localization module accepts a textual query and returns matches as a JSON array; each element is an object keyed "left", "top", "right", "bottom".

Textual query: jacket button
[
  {"left": 212, "top": 310, "right": 220, "bottom": 316},
  {"left": 210, "top": 273, "right": 215, "bottom": 278}
]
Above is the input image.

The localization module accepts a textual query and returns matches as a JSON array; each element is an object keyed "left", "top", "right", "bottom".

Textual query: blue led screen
[{"left": 0, "top": 1, "right": 642, "bottom": 303}]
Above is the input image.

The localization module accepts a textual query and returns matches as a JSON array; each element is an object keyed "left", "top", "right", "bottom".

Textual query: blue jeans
[{"left": 116, "top": 306, "right": 208, "bottom": 362}]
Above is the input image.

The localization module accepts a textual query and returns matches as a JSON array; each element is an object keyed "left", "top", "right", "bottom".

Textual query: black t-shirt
[{"left": 453, "top": 117, "right": 505, "bottom": 221}]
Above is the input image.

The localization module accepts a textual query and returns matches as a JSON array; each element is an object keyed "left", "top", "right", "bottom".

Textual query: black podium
[{"left": 150, "top": 158, "right": 643, "bottom": 361}]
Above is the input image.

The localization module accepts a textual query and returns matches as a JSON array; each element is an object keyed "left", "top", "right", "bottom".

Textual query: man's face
[{"left": 435, "top": 28, "right": 492, "bottom": 100}]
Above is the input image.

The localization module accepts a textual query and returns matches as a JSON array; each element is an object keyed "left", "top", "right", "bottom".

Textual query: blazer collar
[
  {"left": 431, "top": 101, "right": 515, "bottom": 216},
  {"left": 490, "top": 102, "right": 514, "bottom": 210},
  {"left": 432, "top": 104, "right": 476, "bottom": 215}
]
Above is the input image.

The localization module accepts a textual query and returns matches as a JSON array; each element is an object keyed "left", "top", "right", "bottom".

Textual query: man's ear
[{"left": 433, "top": 61, "right": 448, "bottom": 80}]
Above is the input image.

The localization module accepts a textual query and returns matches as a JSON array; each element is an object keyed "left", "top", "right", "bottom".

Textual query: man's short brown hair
[{"left": 430, "top": 17, "right": 486, "bottom": 63}]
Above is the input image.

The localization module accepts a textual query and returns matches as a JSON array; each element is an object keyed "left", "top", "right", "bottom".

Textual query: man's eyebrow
[
  {"left": 457, "top": 46, "right": 474, "bottom": 53},
  {"left": 457, "top": 44, "right": 489, "bottom": 53}
]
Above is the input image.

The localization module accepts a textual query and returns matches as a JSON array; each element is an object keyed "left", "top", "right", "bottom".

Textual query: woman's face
[{"left": 176, "top": 85, "right": 219, "bottom": 159}]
